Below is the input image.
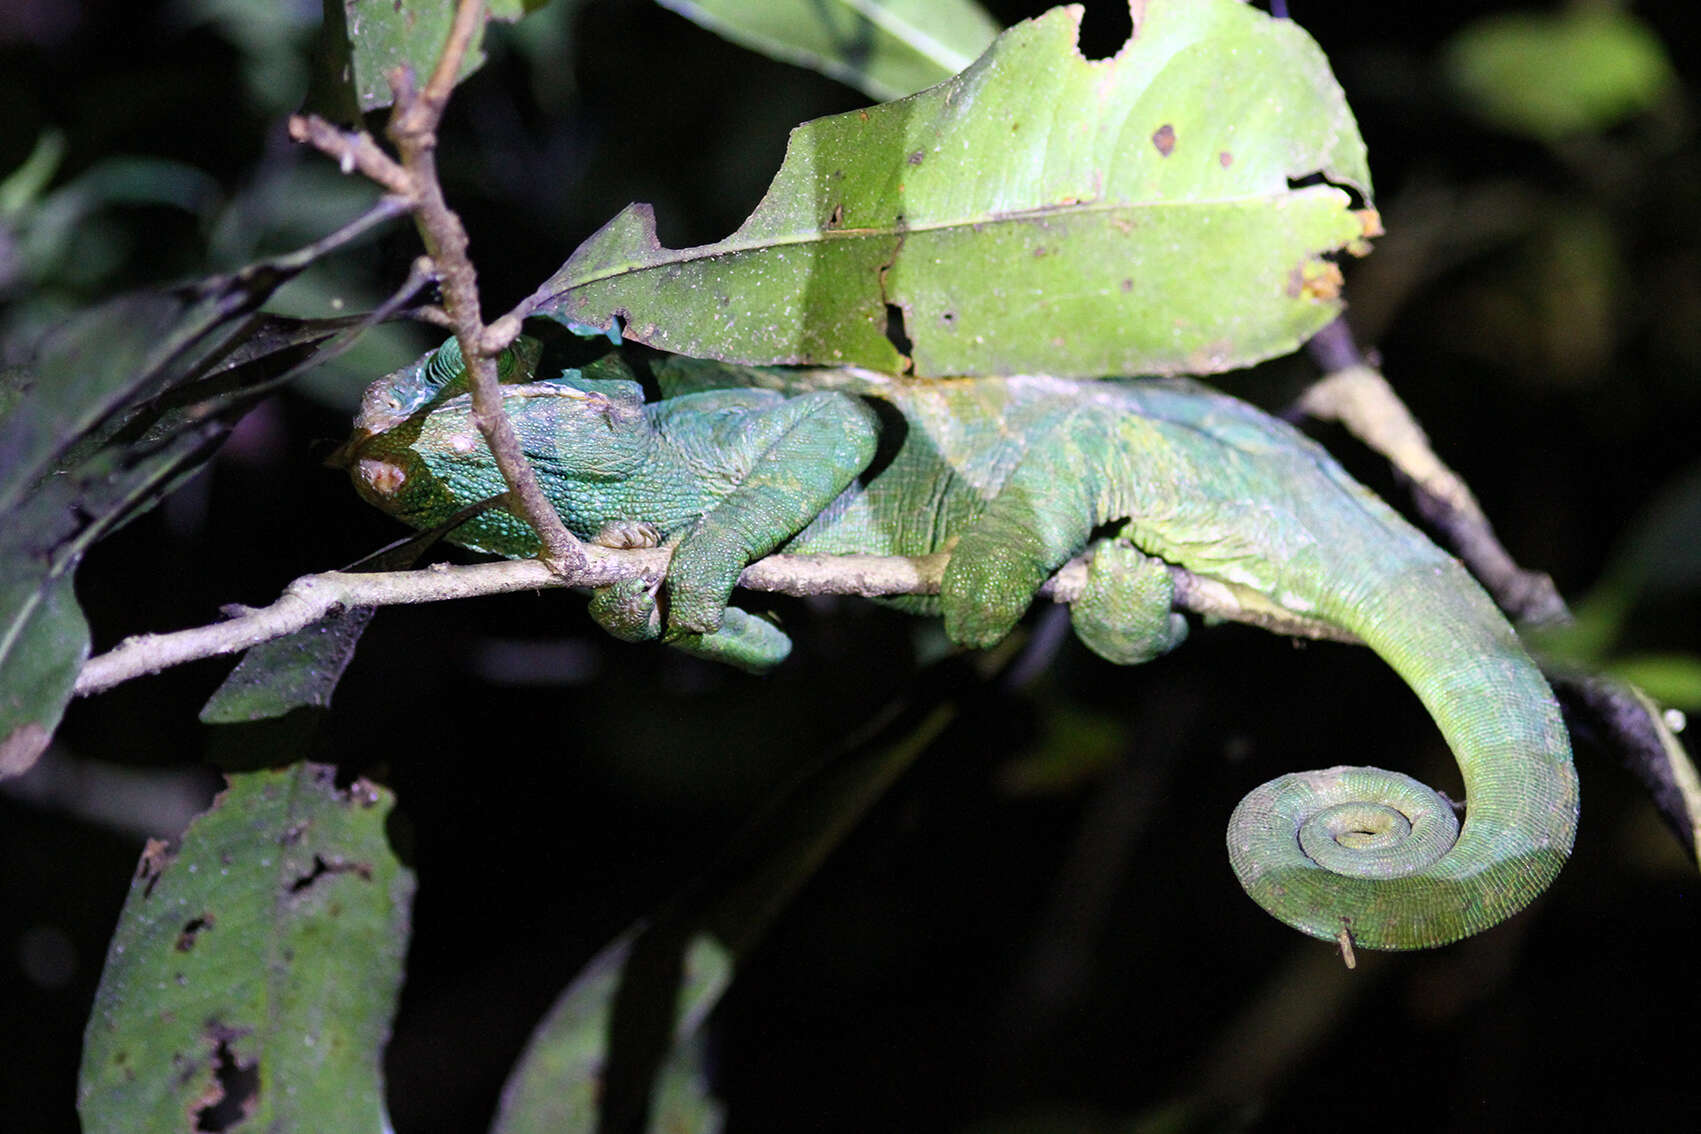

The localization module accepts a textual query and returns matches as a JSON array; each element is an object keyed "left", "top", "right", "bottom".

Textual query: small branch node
[
  {"left": 286, "top": 114, "right": 415, "bottom": 197},
  {"left": 385, "top": 65, "right": 419, "bottom": 120},
  {"left": 481, "top": 316, "right": 524, "bottom": 354}
]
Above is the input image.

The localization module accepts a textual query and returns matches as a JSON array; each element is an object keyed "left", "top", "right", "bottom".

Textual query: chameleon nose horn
[{"left": 356, "top": 457, "right": 408, "bottom": 498}]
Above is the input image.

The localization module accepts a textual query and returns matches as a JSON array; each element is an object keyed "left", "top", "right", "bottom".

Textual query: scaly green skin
[{"left": 343, "top": 342, "right": 1578, "bottom": 950}]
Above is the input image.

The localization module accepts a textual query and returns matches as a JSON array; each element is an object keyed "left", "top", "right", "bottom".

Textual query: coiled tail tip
[{"left": 1227, "top": 765, "right": 1571, "bottom": 951}]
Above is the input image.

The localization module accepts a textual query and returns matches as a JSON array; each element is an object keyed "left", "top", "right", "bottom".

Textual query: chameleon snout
[
  {"left": 332, "top": 427, "right": 415, "bottom": 509},
  {"left": 356, "top": 457, "right": 408, "bottom": 499}
]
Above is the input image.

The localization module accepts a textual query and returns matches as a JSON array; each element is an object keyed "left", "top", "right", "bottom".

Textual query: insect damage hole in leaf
[
  {"left": 1279, "top": 171, "right": 1379, "bottom": 303},
  {"left": 883, "top": 302, "right": 915, "bottom": 371},
  {"left": 191, "top": 1023, "right": 258, "bottom": 1132},
  {"left": 286, "top": 852, "right": 374, "bottom": 894},
  {"left": 1075, "top": 0, "right": 1133, "bottom": 60},
  {"left": 175, "top": 913, "right": 214, "bottom": 952}
]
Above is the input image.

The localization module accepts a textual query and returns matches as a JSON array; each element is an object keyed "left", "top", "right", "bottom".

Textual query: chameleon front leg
[
  {"left": 589, "top": 580, "right": 793, "bottom": 672},
  {"left": 664, "top": 391, "right": 880, "bottom": 634},
  {"left": 584, "top": 521, "right": 794, "bottom": 672}
]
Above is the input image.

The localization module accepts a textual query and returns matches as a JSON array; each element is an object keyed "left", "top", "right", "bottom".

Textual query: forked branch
[{"left": 288, "top": 0, "right": 585, "bottom": 574}]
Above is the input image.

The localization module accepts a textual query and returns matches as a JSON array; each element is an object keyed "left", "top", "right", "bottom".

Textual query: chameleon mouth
[{"left": 356, "top": 457, "right": 408, "bottom": 499}]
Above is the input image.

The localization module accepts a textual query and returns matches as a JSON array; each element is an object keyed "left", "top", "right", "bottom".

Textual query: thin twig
[
  {"left": 284, "top": 116, "right": 412, "bottom": 195},
  {"left": 71, "top": 547, "right": 1354, "bottom": 699},
  {"left": 290, "top": 0, "right": 585, "bottom": 575},
  {"left": 383, "top": 0, "right": 585, "bottom": 574},
  {"left": 1301, "top": 318, "right": 1569, "bottom": 626}
]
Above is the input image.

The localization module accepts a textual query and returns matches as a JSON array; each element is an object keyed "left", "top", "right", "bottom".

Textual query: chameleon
[{"left": 339, "top": 337, "right": 1579, "bottom": 951}]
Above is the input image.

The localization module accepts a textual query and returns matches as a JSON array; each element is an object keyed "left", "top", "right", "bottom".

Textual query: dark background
[{"left": 3, "top": 2, "right": 1698, "bottom": 1130}]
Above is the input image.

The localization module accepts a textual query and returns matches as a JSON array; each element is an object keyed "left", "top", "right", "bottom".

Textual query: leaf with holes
[
  {"left": 77, "top": 764, "right": 415, "bottom": 1133},
  {"left": 530, "top": 0, "right": 1373, "bottom": 379}
]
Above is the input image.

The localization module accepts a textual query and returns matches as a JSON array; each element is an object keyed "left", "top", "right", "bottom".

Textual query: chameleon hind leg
[
  {"left": 1070, "top": 535, "right": 1189, "bottom": 665},
  {"left": 588, "top": 578, "right": 792, "bottom": 673},
  {"left": 941, "top": 423, "right": 1106, "bottom": 649}
]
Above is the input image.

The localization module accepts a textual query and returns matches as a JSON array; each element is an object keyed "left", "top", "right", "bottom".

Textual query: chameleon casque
[{"left": 341, "top": 337, "right": 1579, "bottom": 951}]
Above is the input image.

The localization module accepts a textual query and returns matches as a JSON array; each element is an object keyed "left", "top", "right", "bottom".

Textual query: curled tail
[{"left": 1227, "top": 561, "right": 1578, "bottom": 949}]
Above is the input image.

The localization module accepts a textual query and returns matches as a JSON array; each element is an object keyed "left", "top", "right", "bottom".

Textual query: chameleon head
[
  {"left": 341, "top": 419, "right": 449, "bottom": 525},
  {"left": 339, "top": 371, "right": 654, "bottom": 545}
]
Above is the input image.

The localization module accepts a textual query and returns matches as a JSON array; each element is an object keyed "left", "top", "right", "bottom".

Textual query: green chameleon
[{"left": 341, "top": 338, "right": 1578, "bottom": 951}]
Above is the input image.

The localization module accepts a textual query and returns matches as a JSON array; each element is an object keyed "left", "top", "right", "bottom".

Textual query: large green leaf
[
  {"left": 656, "top": 0, "right": 1001, "bottom": 101},
  {"left": 78, "top": 764, "right": 415, "bottom": 1132},
  {"left": 532, "top": 0, "right": 1372, "bottom": 379},
  {"left": 0, "top": 306, "right": 369, "bottom": 767},
  {"left": 491, "top": 929, "right": 733, "bottom": 1134},
  {"left": 0, "top": 292, "right": 245, "bottom": 773}
]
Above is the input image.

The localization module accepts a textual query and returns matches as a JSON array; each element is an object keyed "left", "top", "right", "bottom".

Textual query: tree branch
[
  {"left": 1301, "top": 317, "right": 1569, "bottom": 626},
  {"left": 72, "top": 545, "right": 1355, "bottom": 699},
  {"left": 289, "top": 0, "right": 586, "bottom": 575}
]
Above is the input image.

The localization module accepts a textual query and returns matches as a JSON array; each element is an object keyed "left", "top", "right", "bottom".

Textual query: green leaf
[
  {"left": 344, "top": 0, "right": 486, "bottom": 112},
  {"left": 1554, "top": 675, "right": 1701, "bottom": 870},
  {"left": 494, "top": 701, "right": 956, "bottom": 1130},
  {"left": 0, "top": 570, "right": 88, "bottom": 778},
  {"left": 491, "top": 929, "right": 733, "bottom": 1134},
  {"left": 533, "top": 0, "right": 1372, "bottom": 379},
  {"left": 7, "top": 156, "right": 222, "bottom": 292},
  {"left": 0, "top": 291, "right": 249, "bottom": 768},
  {"left": 0, "top": 127, "right": 65, "bottom": 218},
  {"left": 0, "top": 200, "right": 408, "bottom": 756},
  {"left": 342, "top": 0, "right": 551, "bottom": 112},
  {"left": 649, "top": 1032, "right": 724, "bottom": 1133},
  {"left": 198, "top": 518, "right": 441, "bottom": 726},
  {"left": 1605, "top": 654, "right": 1701, "bottom": 714},
  {"left": 199, "top": 608, "right": 378, "bottom": 724},
  {"left": 1445, "top": 7, "right": 1675, "bottom": 142},
  {"left": 656, "top": 0, "right": 1001, "bottom": 101},
  {"left": 78, "top": 764, "right": 415, "bottom": 1131},
  {"left": 0, "top": 292, "right": 229, "bottom": 520}
]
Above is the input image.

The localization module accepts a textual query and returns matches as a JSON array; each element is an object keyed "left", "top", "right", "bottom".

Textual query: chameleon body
[{"left": 343, "top": 341, "right": 1578, "bottom": 950}]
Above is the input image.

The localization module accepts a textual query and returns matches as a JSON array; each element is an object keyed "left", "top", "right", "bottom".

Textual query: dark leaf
[
  {"left": 77, "top": 764, "right": 415, "bottom": 1132},
  {"left": 494, "top": 686, "right": 959, "bottom": 1131}
]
